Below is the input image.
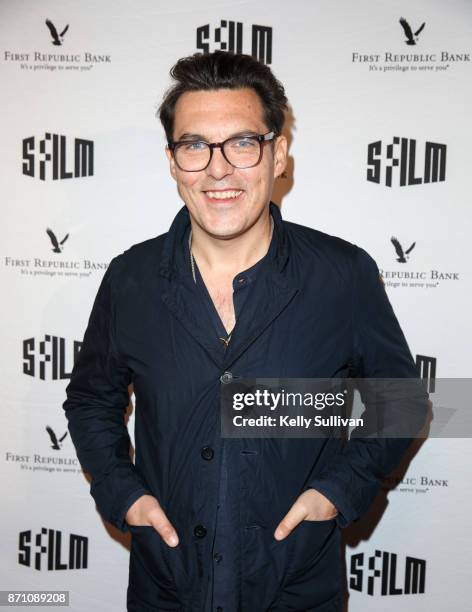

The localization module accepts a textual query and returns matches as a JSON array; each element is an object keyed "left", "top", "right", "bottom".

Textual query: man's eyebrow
[
  {"left": 174, "top": 130, "right": 261, "bottom": 142},
  {"left": 175, "top": 133, "right": 206, "bottom": 141}
]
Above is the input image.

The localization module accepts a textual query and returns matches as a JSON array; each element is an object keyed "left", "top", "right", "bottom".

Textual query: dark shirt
[{"left": 189, "top": 221, "right": 277, "bottom": 611}]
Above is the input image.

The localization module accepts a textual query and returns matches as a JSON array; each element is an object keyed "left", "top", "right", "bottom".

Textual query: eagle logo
[
  {"left": 46, "top": 426, "right": 68, "bottom": 450},
  {"left": 46, "top": 228, "right": 69, "bottom": 253},
  {"left": 391, "top": 236, "right": 416, "bottom": 263},
  {"left": 45, "top": 19, "right": 69, "bottom": 46},
  {"left": 399, "top": 17, "right": 425, "bottom": 46}
]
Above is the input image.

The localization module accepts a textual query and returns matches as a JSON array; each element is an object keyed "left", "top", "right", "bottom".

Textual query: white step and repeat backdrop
[{"left": 1, "top": 0, "right": 471, "bottom": 610}]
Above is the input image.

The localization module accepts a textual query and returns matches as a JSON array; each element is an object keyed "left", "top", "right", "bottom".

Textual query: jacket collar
[
  {"left": 158, "top": 202, "right": 297, "bottom": 370},
  {"left": 158, "top": 201, "right": 289, "bottom": 280}
]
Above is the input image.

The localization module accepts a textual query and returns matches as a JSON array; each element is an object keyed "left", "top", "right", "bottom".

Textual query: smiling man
[{"left": 64, "top": 51, "right": 425, "bottom": 611}]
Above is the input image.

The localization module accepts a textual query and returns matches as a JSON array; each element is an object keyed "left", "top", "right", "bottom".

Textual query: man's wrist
[{"left": 116, "top": 488, "right": 152, "bottom": 532}]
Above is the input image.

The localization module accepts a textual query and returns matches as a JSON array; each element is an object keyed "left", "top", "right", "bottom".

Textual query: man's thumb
[
  {"left": 274, "top": 506, "right": 306, "bottom": 541},
  {"left": 151, "top": 515, "right": 179, "bottom": 548}
]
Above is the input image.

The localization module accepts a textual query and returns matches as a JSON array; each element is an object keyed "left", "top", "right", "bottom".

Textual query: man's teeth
[{"left": 206, "top": 190, "right": 242, "bottom": 200}]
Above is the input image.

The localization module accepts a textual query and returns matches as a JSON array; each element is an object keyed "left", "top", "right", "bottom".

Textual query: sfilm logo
[
  {"left": 416, "top": 354, "right": 436, "bottom": 393},
  {"left": 350, "top": 550, "right": 426, "bottom": 596},
  {"left": 196, "top": 20, "right": 272, "bottom": 64},
  {"left": 367, "top": 137, "right": 446, "bottom": 187},
  {"left": 22, "top": 133, "right": 94, "bottom": 180},
  {"left": 19, "top": 528, "right": 87, "bottom": 571},
  {"left": 23, "top": 335, "right": 82, "bottom": 380}
]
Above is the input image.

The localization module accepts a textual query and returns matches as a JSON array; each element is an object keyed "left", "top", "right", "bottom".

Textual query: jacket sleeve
[
  {"left": 307, "top": 247, "right": 429, "bottom": 528},
  {"left": 63, "top": 256, "right": 151, "bottom": 532}
]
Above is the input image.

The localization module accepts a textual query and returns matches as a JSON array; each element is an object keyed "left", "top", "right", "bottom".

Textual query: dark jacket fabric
[{"left": 63, "top": 202, "right": 425, "bottom": 611}]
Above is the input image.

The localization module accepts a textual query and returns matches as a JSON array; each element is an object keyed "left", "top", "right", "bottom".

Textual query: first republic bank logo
[
  {"left": 46, "top": 228, "right": 69, "bottom": 253},
  {"left": 22, "top": 133, "right": 94, "bottom": 180},
  {"left": 350, "top": 550, "right": 426, "bottom": 596},
  {"left": 197, "top": 20, "right": 272, "bottom": 64},
  {"left": 46, "top": 426, "right": 68, "bottom": 450},
  {"left": 3, "top": 19, "right": 111, "bottom": 72},
  {"left": 352, "top": 17, "right": 470, "bottom": 73},
  {"left": 45, "top": 19, "right": 69, "bottom": 46},
  {"left": 399, "top": 17, "right": 425, "bottom": 46}
]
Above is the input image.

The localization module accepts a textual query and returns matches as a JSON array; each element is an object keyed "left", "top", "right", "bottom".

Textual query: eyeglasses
[{"left": 168, "top": 131, "right": 276, "bottom": 172}]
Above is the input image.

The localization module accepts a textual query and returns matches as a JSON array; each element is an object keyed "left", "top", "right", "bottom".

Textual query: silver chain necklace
[
  {"left": 188, "top": 229, "right": 197, "bottom": 284},
  {"left": 188, "top": 215, "right": 274, "bottom": 285}
]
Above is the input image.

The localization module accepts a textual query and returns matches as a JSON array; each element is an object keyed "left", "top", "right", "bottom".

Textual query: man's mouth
[{"left": 204, "top": 189, "right": 244, "bottom": 201}]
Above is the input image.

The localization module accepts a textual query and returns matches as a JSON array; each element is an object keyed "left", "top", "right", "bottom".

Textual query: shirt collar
[{"left": 158, "top": 201, "right": 288, "bottom": 280}]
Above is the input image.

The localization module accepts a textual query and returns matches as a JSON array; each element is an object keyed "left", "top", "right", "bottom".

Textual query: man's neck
[{"left": 190, "top": 210, "right": 274, "bottom": 277}]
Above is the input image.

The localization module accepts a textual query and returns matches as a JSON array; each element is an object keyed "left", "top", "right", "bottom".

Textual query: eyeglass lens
[{"left": 174, "top": 136, "right": 261, "bottom": 171}]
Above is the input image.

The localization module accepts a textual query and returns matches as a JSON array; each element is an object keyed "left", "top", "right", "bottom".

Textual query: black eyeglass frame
[{"left": 167, "top": 131, "right": 276, "bottom": 172}]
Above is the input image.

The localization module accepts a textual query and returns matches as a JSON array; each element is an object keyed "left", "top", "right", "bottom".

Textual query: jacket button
[
  {"left": 194, "top": 524, "right": 207, "bottom": 538},
  {"left": 220, "top": 371, "right": 233, "bottom": 384},
  {"left": 201, "top": 446, "right": 214, "bottom": 461}
]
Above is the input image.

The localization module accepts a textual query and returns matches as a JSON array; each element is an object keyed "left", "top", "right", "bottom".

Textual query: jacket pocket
[
  {"left": 128, "top": 525, "right": 181, "bottom": 604},
  {"left": 285, "top": 518, "right": 338, "bottom": 579},
  {"left": 269, "top": 520, "right": 342, "bottom": 610}
]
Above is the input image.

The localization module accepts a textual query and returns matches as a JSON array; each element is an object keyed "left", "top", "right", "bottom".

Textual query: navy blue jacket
[{"left": 64, "top": 202, "right": 425, "bottom": 611}]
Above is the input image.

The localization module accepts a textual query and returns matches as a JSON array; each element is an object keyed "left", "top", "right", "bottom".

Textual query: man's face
[{"left": 165, "top": 88, "right": 287, "bottom": 239}]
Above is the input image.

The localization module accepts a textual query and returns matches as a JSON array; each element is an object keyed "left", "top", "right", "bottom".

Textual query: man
[{"left": 64, "top": 51, "right": 426, "bottom": 611}]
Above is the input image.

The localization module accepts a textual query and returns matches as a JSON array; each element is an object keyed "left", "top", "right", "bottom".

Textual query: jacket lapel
[
  {"left": 157, "top": 202, "right": 296, "bottom": 371},
  {"left": 161, "top": 281, "right": 226, "bottom": 370}
]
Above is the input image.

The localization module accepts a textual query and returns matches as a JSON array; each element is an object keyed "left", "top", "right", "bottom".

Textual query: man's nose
[{"left": 205, "top": 146, "right": 234, "bottom": 180}]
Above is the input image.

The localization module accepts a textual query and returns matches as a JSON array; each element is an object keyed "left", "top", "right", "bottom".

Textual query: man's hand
[
  {"left": 274, "top": 489, "right": 338, "bottom": 541},
  {"left": 126, "top": 494, "right": 179, "bottom": 547}
]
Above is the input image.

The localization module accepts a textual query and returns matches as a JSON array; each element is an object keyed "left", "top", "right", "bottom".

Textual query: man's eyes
[
  {"left": 183, "top": 141, "right": 207, "bottom": 151},
  {"left": 178, "top": 137, "right": 258, "bottom": 150},
  {"left": 229, "top": 138, "right": 258, "bottom": 149}
]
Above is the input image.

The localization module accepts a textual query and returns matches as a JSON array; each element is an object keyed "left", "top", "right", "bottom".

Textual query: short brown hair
[{"left": 158, "top": 51, "right": 288, "bottom": 143}]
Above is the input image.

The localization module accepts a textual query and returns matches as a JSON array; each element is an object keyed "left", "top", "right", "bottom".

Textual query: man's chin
[
  {"left": 191, "top": 209, "right": 248, "bottom": 240},
  {"left": 199, "top": 225, "right": 245, "bottom": 240}
]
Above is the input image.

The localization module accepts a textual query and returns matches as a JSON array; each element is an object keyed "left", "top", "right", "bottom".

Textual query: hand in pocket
[{"left": 126, "top": 494, "right": 179, "bottom": 547}]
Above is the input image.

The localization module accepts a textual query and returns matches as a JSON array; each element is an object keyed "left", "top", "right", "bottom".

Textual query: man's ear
[
  {"left": 165, "top": 146, "right": 177, "bottom": 180},
  {"left": 273, "top": 135, "right": 288, "bottom": 179}
]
